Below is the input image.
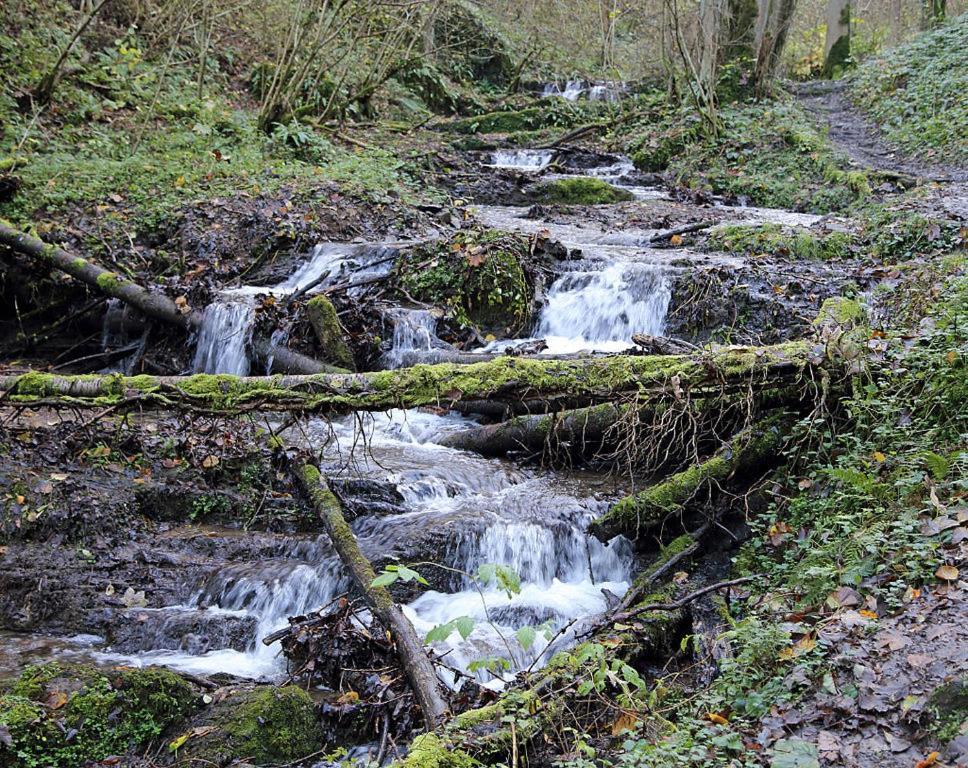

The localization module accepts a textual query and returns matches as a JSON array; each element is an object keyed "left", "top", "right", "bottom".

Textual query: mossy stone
[
  {"left": 178, "top": 685, "right": 322, "bottom": 765},
  {"left": 0, "top": 663, "right": 197, "bottom": 767},
  {"left": 531, "top": 177, "right": 634, "bottom": 205}
]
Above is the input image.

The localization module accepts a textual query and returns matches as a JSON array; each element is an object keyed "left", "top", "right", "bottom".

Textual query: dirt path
[{"left": 796, "top": 80, "right": 968, "bottom": 183}]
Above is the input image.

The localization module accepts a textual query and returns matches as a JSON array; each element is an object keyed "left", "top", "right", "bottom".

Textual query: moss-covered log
[
  {"left": 306, "top": 295, "right": 355, "bottom": 371},
  {"left": 589, "top": 414, "right": 792, "bottom": 541},
  {"left": 293, "top": 464, "right": 450, "bottom": 729},
  {"left": 0, "top": 219, "right": 344, "bottom": 375},
  {"left": 0, "top": 341, "right": 820, "bottom": 415}
]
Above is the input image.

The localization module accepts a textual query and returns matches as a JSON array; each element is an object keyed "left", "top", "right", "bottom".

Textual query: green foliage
[
  {"left": 625, "top": 100, "right": 869, "bottom": 213},
  {"left": 395, "top": 229, "right": 533, "bottom": 335},
  {"left": 850, "top": 13, "right": 968, "bottom": 161},
  {"left": 708, "top": 223, "right": 855, "bottom": 260},
  {"left": 531, "top": 177, "right": 634, "bottom": 205},
  {"left": 371, "top": 563, "right": 429, "bottom": 588},
  {"left": 0, "top": 663, "right": 196, "bottom": 767},
  {"left": 739, "top": 278, "right": 967, "bottom": 608}
]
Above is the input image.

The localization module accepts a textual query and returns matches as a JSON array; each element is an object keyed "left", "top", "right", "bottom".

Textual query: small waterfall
[
  {"left": 535, "top": 263, "right": 671, "bottom": 353},
  {"left": 193, "top": 300, "right": 256, "bottom": 376},
  {"left": 276, "top": 243, "right": 358, "bottom": 293},
  {"left": 383, "top": 309, "right": 448, "bottom": 369},
  {"left": 488, "top": 149, "right": 555, "bottom": 171}
]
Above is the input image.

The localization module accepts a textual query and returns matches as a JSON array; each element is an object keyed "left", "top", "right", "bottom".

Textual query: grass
[
  {"left": 623, "top": 99, "right": 871, "bottom": 213},
  {"left": 0, "top": 4, "right": 422, "bottom": 236},
  {"left": 850, "top": 13, "right": 968, "bottom": 162}
]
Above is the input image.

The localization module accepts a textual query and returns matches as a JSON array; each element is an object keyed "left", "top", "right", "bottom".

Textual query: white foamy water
[
  {"left": 192, "top": 300, "right": 256, "bottom": 376},
  {"left": 101, "top": 408, "right": 631, "bottom": 686},
  {"left": 488, "top": 149, "right": 555, "bottom": 171},
  {"left": 382, "top": 308, "right": 453, "bottom": 369}
]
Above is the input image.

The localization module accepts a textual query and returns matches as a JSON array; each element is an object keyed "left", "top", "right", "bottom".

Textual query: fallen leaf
[
  {"left": 612, "top": 711, "right": 640, "bottom": 735},
  {"left": 337, "top": 690, "right": 360, "bottom": 705},
  {"left": 706, "top": 712, "right": 729, "bottom": 725},
  {"left": 827, "top": 586, "right": 862, "bottom": 609},
  {"left": 858, "top": 609, "right": 878, "bottom": 619},
  {"left": 915, "top": 751, "right": 940, "bottom": 768},
  {"left": 201, "top": 455, "right": 220, "bottom": 469},
  {"left": 872, "top": 451, "right": 886, "bottom": 463},
  {"left": 906, "top": 653, "right": 933, "bottom": 668},
  {"left": 122, "top": 587, "right": 147, "bottom": 608},
  {"left": 770, "top": 738, "right": 819, "bottom": 768},
  {"left": 670, "top": 234, "right": 683, "bottom": 246},
  {"left": 46, "top": 691, "right": 69, "bottom": 709}
]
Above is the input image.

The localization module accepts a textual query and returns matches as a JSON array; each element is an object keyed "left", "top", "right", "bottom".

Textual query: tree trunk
[
  {"left": 752, "top": 0, "right": 797, "bottom": 94},
  {"left": 920, "top": 0, "right": 945, "bottom": 28},
  {"left": 0, "top": 220, "right": 345, "bottom": 375},
  {"left": 589, "top": 414, "right": 791, "bottom": 541},
  {"left": 293, "top": 464, "right": 449, "bottom": 729},
  {"left": 0, "top": 341, "right": 821, "bottom": 415},
  {"left": 822, "top": 0, "right": 850, "bottom": 77}
]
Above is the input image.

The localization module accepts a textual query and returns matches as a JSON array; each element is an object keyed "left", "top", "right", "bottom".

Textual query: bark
[
  {"left": 822, "top": 0, "right": 851, "bottom": 77},
  {"left": 752, "top": 0, "right": 797, "bottom": 94},
  {"left": 0, "top": 341, "right": 821, "bottom": 416},
  {"left": 920, "top": 0, "right": 945, "bottom": 28},
  {"left": 0, "top": 219, "right": 345, "bottom": 375},
  {"left": 589, "top": 414, "right": 791, "bottom": 541},
  {"left": 438, "top": 402, "right": 628, "bottom": 457},
  {"left": 293, "top": 464, "right": 449, "bottom": 729}
]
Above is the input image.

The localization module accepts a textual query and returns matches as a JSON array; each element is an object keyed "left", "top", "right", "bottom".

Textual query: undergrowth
[{"left": 850, "top": 13, "right": 968, "bottom": 162}]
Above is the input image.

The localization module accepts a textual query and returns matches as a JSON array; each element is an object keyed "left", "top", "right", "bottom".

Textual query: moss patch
[
  {"left": 707, "top": 223, "right": 856, "bottom": 260},
  {"left": 178, "top": 685, "right": 322, "bottom": 765},
  {"left": 0, "top": 663, "right": 196, "bottom": 768},
  {"left": 395, "top": 229, "right": 533, "bottom": 335},
  {"left": 530, "top": 177, "right": 634, "bottom": 205},
  {"left": 306, "top": 295, "right": 355, "bottom": 371}
]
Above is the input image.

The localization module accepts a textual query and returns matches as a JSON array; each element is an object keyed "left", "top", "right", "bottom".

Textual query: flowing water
[{"left": 488, "top": 149, "right": 556, "bottom": 171}]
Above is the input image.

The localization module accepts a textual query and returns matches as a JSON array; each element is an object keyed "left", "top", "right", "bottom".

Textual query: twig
[{"left": 611, "top": 576, "right": 756, "bottom": 624}]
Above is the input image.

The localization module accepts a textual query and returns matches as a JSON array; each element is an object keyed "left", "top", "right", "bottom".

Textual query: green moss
[
  {"left": 1, "top": 663, "right": 196, "bottom": 768},
  {"left": 397, "top": 733, "right": 479, "bottom": 768},
  {"left": 624, "top": 100, "right": 869, "bottom": 213},
  {"left": 593, "top": 415, "right": 789, "bottom": 540},
  {"left": 395, "top": 230, "right": 533, "bottom": 335},
  {"left": 95, "top": 271, "right": 125, "bottom": 292},
  {"left": 850, "top": 13, "right": 968, "bottom": 161},
  {"left": 707, "top": 223, "right": 855, "bottom": 260},
  {"left": 306, "top": 295, "right": 355, "bottom": 371},
  {"left": 223, "top": 687, "right": 319, "bottom": 763},
  {"left": 928, "top": 677, "right": 968, "bottom": 743},
  {"left": 814, "top": 296, "right": 865, "bottom": 327},
  {"left": 531, "top": 177, "right": 634, "bottom": 205}
]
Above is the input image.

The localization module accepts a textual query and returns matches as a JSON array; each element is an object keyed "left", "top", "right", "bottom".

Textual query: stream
[{"left": 3, "top": 136, "right": 827, "bottom": 691}]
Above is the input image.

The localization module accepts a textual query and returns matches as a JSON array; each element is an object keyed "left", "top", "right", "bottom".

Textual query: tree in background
[
  {"left": 821, "top": 0, "right": 850, "bottom": 76},
  {"left": 921, "top": 0, "right": 946, "bottom": 27}
]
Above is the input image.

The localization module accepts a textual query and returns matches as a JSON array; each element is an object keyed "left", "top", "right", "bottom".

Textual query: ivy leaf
[
  {"left": 454, "top": 616, "right": 475, "bottom": 640},
  {"left": 516, "top": 625, "right": 536, "bottom": 650}
]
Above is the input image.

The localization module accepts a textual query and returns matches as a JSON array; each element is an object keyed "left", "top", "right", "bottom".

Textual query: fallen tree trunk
[
  {"left": 0, "top": 220, "right": 344, "bottom": 375},
  {"left": 0, "top": 341, "right": 819, "bottom": 415},
  {"left": 293, "top": 464, "right": 449, "bottom": 729},
  {"left": 439, "top": 402, "right": 627, "bottom": 457},
  {"left": 589, "top": 414, "right": 792, "bottom": 542}
]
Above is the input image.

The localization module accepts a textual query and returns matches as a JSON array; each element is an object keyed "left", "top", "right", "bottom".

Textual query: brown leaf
[
  {"left": 612, "top": 711, "right": 640, "bottom": 735},
  {"left": 201, "top": 455, "right": 220, "bottom": 469},
  {"left": 46, "top": 691, "right": 69, "bottom": 710}
]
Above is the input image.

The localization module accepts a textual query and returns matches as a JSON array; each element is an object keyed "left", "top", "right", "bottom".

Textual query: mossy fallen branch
[
  {"left": 0, "top": 219, "right": 345, "bottom": 375},
  {"left": 589, "top": 414, "right": 793, "bottom": 541},
  {"left": 293, "top": 464, "right": 449, "bottom": 729},
  {"left": 0, "top": 341, "right": 820, "bottom": 415}
]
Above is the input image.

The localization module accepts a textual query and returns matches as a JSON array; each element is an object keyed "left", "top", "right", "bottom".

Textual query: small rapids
[
  {"left": 542, "top": 80, "right": 625, "bottom": 102},
  {"left": 192, "top": 243, "right": 399, "bottom": 375},
  {"left": 488, "top": 149, "right": 556, "bottom": 171},
  {"left": 98, "top": 410, "right": 633, "bottom": 689}
]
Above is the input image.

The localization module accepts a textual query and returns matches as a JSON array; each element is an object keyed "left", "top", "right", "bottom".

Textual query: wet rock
[
  {"left": 176, "top": 685, "right": 322, "bottom": 766},
  {"left": 330, "top": 478, "right": 407, "bottom": 519},
  {"left": 109, "top": 607, "right": 258, "bottom": 655}
]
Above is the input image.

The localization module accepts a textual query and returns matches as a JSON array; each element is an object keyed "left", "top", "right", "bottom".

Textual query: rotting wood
[
  {"left": 293, "top": 464, "right": 450, "bottom": 729},
  {"left": 589, "top": 414, "right": 793, "bottom": 541},
  {"left": 0, "top": 341, "right": 821, "bottom": 415},
  {"left": 0, "top": 219, "right": 346, "bottom": 375}
]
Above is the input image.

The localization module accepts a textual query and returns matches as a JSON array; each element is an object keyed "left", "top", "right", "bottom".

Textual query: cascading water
[
  {"left": 488, "top": 149, "right": 555, "bottom": 171},
  {"left": 383, "top": 308, "right": 451, "bottom": 369},
  {"left": 101, "top": 408, "right": 633, "bottom": 688},
  {"left": 192, "top": 300, "right": 256, "bottom": 376},
  {"left": 535, "top": 263, "right": 672, "bottom": 353}
]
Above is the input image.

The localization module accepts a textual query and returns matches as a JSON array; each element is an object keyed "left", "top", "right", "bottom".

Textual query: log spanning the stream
[
  {"left": 589, "top": 414, "right": 792, "bottom": 542},
  {"left": 0, "top": 220, "right": 345, "bottom": 375},
  {"left": 0, "top": 341, "right": 821, "bottom": 415},
  {"left": 293, "top": 465, "right": 450, "bottom": 728}
]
